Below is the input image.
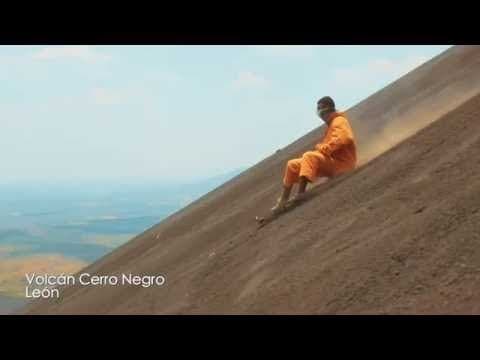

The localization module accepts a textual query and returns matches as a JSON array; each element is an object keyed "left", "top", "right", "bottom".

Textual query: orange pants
[{"left": 283, "top": 151, "right": 337, "bottom": 187}]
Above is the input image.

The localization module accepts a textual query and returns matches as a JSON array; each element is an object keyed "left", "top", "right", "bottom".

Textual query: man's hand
[{"left": 315, "top": 143, "right": 329, "bottom": 154}]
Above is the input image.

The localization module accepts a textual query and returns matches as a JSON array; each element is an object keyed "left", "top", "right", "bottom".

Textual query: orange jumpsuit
[{"left": 283, "top": 111, "right": 357, "bottom": 187}]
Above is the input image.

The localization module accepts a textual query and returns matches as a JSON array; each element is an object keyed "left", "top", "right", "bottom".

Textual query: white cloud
[
  {"left": 233, "top": 71, "right": 269, "bottom": 90},
  {"left": 332, "top": 55, "right": 430, "bottom": 88},
  {"left": 89, "top": 86, "right": 153, "bottom": 106},
  {"left": 91, "top": 87, "right": 125, "bottom": 105},
  {"left": 32, "top": 46, "right": 110, "bottom": 63},
  {"left": 252, "top": 45, "right": 315, "bottom": 58}
]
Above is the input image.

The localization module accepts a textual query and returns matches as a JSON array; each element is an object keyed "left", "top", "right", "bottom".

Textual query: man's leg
[
  {"left": 271, "top": 158, "right": 302, "bottom": 213},
  {"left": 291, "top": 151, "right": 334, "bottom": 201},
  {"left": 290, "top": 176, "right": 309, "bottom": 203},
  {"left": 297, "top": 176, "right": 308, "bottom": 194},
  {"left": 279, "top": 185, "right": 292, "bottom": 203}
]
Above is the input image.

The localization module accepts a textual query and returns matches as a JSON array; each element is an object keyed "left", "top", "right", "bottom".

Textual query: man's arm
[{"left": 315, "top": 118, "right": 353, "bottom": 156}]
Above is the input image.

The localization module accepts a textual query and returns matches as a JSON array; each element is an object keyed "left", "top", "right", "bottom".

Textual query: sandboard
[{"left": 255, "top": 179, "right": 329, "bottom": 229}]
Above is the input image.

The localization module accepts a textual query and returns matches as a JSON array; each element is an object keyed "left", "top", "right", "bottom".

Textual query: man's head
[{"left": 317, "top": 96, "right": 336, "bottom": 123}]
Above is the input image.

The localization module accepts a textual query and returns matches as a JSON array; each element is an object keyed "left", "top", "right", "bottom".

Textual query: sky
[{"left": 0, "top": 45, "right": 451, "bottom": 185}]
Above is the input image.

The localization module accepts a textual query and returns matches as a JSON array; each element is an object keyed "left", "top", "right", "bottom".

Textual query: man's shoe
[
  {"left": 271, "top": 197, "right": 287, "bottom": 214},
  {"left": 289, "top": 192, "right": 307, "bottom": 204}
]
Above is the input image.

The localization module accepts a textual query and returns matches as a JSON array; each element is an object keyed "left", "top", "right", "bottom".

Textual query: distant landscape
[
  {"left": 0, "top": 168, "right": 244, "bottom": 311},
  {"left": 0, "top": 294, "right": 26, "bottom": 314}
]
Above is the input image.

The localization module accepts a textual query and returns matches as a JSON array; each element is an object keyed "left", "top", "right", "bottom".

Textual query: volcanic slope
[{"left": 20, "top": 45, "right": 480, "bottom": 314}]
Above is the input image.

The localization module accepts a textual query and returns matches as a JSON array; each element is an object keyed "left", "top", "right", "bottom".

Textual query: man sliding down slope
[{"left": 271, "top": 96, "right": 358, "bottom": 214}]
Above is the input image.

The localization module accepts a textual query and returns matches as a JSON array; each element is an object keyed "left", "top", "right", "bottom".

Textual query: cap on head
[{"left": 317, "top": 96, "right": 335, "bottom": 111}]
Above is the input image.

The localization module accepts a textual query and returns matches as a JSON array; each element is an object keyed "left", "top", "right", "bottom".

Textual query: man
[{"left": 271, "top": 96, "right": 357, "bottom": 213}]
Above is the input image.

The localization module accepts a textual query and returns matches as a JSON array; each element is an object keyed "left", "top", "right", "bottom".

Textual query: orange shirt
[{"left": 315, "top": 112, "right": 357, "bottom": 173}]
